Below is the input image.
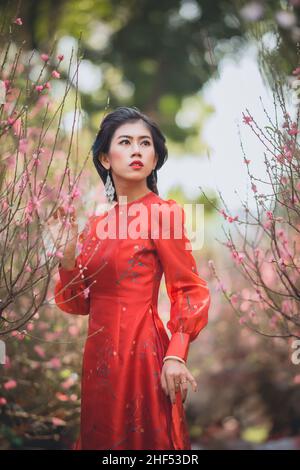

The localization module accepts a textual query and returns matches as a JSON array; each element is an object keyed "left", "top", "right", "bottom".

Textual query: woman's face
[{"left": 99, "top": 120, "right": 158, "bottom": 184}]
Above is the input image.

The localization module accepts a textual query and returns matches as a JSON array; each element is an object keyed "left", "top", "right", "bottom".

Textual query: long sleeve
[
  {"left": 54, "top": 218, "right": 93, "bottom": 316},
  {"left": 152, "top": 199, "right": 211, "bottom": 362}
]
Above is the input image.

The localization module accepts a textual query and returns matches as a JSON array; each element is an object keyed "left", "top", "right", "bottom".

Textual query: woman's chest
[{"left": 80, "top": 230, "right": 161, "bottom": 292}]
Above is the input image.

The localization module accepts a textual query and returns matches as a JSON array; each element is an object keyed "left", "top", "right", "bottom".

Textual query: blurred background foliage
[{"left": 1, "top": 0, "right": 299, "bottom": 144}]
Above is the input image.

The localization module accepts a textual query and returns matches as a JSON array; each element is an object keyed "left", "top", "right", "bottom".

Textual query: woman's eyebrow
[{"left": 117, "top": 135, "right": 151, "bottom": 140}]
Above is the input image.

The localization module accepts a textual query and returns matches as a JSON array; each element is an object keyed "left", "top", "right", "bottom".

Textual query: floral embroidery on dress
[{"left": 115, "top": 246, "right": 148, "bottom": 285}]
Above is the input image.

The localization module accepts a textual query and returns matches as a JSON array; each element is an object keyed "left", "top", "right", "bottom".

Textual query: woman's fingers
[
  {"left": 181, "top": 373, "right": 198, "bottom": 402},
  {"left": 185, "top": 369, "right": 198, "bottom": 392},
  {"left": 53, "top": 207, "right": 78, "bottom": 238},
  {"left": 53, "top": 206, "right": 77, "bottom": 222},
  {"left": 53, "top": 206, "right": 78, "bottom": 247},
  {"left": 161, "top": 371, "right": 169, "bottom": 397},
  {"left": 180, "top": 376, "right": 189, "bottom": 393},
  {"left": 53, "top": 206, "right": 66, "bottom": 221},
  {"left": 163, "top": 372, "right": 198, "bottom": 405},
  {"left": 181, "top": 387, "right": 188, "bottom": 403},
  {"left": 166, "top": 373, "right": 177, "bottom": 404},
  {"left": 180, "top": 376, "right": 189, "bottom": 401},
  {"left": 166, "top": 372, "right": 187, "bottom": 404}
]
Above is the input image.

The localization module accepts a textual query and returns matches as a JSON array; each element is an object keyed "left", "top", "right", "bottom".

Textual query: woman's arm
[
  {"left": 152, "top": 199, "right": 211, "bottom": 402},
  {"left": 53, "top": 207, "right": 91, "bottom": 315}
]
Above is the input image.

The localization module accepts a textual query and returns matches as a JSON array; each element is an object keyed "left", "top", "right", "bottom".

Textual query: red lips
[{"left": 129, "top": 160, "right": 144, "bottom": 167}]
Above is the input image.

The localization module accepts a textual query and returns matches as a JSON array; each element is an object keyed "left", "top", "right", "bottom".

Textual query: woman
[{"left": 54, "top": 106, "right": 211, "bottom": 450}]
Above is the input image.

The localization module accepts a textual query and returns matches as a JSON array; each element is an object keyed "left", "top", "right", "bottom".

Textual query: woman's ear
[{"left": 99, "top": 152, "right": 110, "bottom": 170}]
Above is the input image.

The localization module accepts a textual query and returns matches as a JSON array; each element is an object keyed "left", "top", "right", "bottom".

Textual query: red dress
[{"left": 54, "top": 190, "right": 211, "bottom": 450}]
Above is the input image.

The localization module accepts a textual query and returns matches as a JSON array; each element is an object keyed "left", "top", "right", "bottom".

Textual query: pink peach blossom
[
  {"left": 228, "top": 215, "right": 239, "bottom": 223},
  {"left": 51, "top": 70, "right": 60, "bottom": 79},
  {"left": 242, "top": 114, "right": 253, "bottom": 124},
  {"left": 34, "top": 345, "right": 46, "bottom": 358},
  {"left": 41, "top": 54, "right": 49, "bottom": 62},
  {"left": 56, "top": 392, "right": 69, "bottom": 401},
  {"left": 220, "top": 209, "right": 227, "bottom": 219},
  {"left": 52, "top": 417, "right": 66, "bottom": 426},
  {"left": 4, "top": 379, "right": 17, "bottom": 390},
  {"left": 263, "top": 220, "right": 271, "bottom": 229},
  {"left": 48, "top": 357, "right": 61, "bottom": 369},
  {"left": 18, "top": 138, "right": 28, "bottom": 153},
  {"left": 230, "top": 294, "right": 239, "bottom": 304}
]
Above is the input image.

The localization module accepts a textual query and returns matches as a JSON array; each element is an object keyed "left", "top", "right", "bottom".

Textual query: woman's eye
[{"left": 119, "top": 140, "right": 151, "bottom": 146}]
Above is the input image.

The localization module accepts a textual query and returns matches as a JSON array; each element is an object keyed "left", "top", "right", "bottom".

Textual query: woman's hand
[
  {"left": 161, "top": 359, "right": 198, "bottom": 404},
  {"left": 53, "top": 206, "right": 78, "bottom": 270}
]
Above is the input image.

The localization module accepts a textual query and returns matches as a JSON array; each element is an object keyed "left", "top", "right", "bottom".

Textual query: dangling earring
[{"left": 104, "top": 169, "right": 115, "bottom": 203}]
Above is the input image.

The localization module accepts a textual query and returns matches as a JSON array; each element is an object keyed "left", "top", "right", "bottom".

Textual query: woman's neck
[{"left": 115, "top": 186, "right": 150, "bottom": 205}]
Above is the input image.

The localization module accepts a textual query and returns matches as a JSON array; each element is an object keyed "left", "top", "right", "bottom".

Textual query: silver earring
[{"left": 104, "top": 170, "right": 115, "bottom": 203}]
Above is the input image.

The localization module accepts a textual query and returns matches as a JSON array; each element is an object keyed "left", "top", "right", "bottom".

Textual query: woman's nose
[{"left": 131, "top": 142, "right": 142, "bottom": 153}]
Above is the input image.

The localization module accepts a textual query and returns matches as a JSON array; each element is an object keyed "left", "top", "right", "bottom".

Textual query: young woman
[{"left": 54, "top": 106, "right": 211, "bottom": 450}]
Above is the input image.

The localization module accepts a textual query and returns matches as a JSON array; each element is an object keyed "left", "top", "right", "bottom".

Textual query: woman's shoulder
[
  {"left": 151, "top": 193, "right": 183, "bottom": 213},
  {"left": 150, "top": 193, "right": 181, "bottom": 208},
  {"left": 149, "top": 195, "right": 185, "bottom": 227}
]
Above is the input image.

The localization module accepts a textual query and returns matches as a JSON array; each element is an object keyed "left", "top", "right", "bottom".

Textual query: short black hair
[{"left": 92, "top": 106, "right": 168, "bottom": 201}]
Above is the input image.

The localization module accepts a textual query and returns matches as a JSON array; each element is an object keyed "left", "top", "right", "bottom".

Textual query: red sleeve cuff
[
  {"left": 165, "top": 332, "right": 190, "bottom": 362},
  {"left": 58, "top": 262, "right": 81, "bottom": 288}
]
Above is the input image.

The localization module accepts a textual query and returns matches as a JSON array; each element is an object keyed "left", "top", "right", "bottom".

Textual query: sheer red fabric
[{"left": 54, "top": 191, "right": 211, "bottom": 450}]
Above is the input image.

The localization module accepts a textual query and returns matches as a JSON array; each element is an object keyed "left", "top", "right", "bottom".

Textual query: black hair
[{"left": 91, "top": 106, "right": 168, "bottom": 202}]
